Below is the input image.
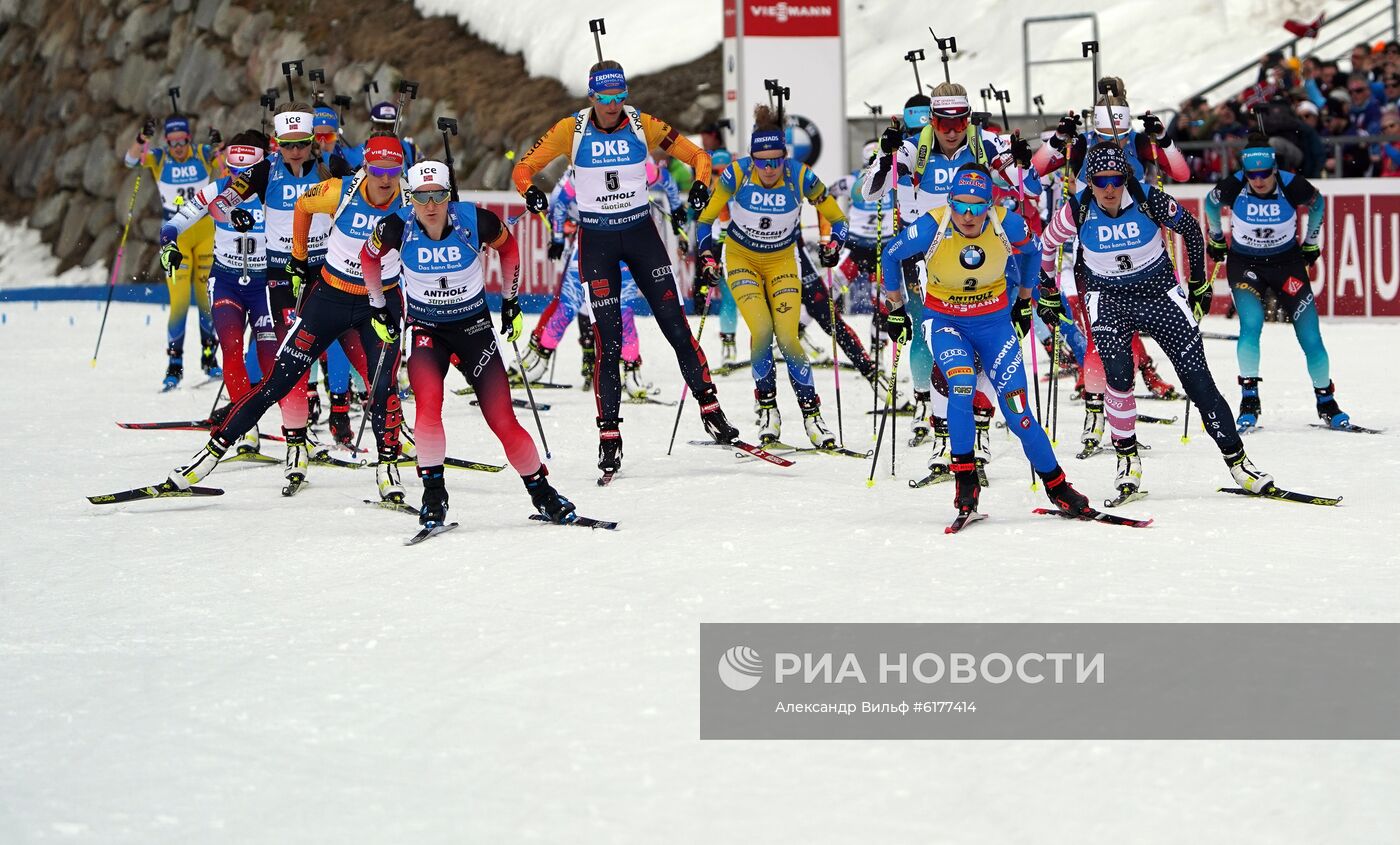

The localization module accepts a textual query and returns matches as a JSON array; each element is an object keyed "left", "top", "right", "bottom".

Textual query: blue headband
[
  {"left": 164, "top": 116, "right": 190, "bottom": 136},
  {"left": 950, "top": 169, "right": 993, "bottom": 202},
  {"left": 1242, "top": 146, "right": 1276, "bottom": 172},
  {"left": 903, "top": 105, "right": 931, "bottom": 129},
  {"left": 313, "top": 107, "right": 339, "bottom": 130},
  {"left": 589, "top": 69, "right": 627, "bottom": 94},
  {"left": 750, "top": 129, "right": 786, "bottom": 154},
  {"left": 711, "top": 148, "right": 733, "bottom": 167}
]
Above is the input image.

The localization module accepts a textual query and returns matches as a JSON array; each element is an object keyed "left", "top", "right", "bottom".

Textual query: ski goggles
[
  {"left": 366, "top": 163, "right": 403, "bottom": 178},
  {"left": 166, "top": 135, "right": 190, "bottom": 147},
  {"left": 949, "top": 199, "right": 989, "bottom": 216},
  {"left": 410, "top": 188, "right": 451, "bottom": 204},
  {"left": 934, "top": 114, "right": 970, "bottom": 132},
  {"left": 593, "top": 90, "right": 628, "bottom": 105},
  {"left": 1089, "top": 173, "right": 1128, "bottom": 189},
  {"left": 902, "top": 105, "right": 931, "bottom": 128},
  {"left": 1244, "top": 169, "right": 1274, "bottom": 181},
  {"left": 276, "top": 137, "right": 313, "bottom": 150},
  {"left": 752, "top": 155, "right": 786, "bottom": 170}
]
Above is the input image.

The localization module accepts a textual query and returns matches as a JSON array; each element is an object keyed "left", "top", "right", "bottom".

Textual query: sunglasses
[
  {"left": 594, "top": 90, "right": 628, "bottom": 105},
  {"left": 1090, "top": 173, "right": 1127, "bottom": 189},
  {"left": 410, "top": 188, "right": 451, "bottom": 204},
  {"left": 934, "top": 115, "right": 970, "bottom": 132},
  {"left": 949, "top": 199, "right": 989, "bottom": 216},
  {"left": 752, "top": 156, "right": 785, "bottom": 170},
  {"left": 167, "top": 137, "right": 190, "bottom": 147},
  {"left": 1245, "top": 169, "right": 1274, "bottom": 180},
  {"left": 277, "top": 138, "right": 313, "bottom": 150},
  {"left": 367, "top": 163, "right": 403, "bottom": 178}
]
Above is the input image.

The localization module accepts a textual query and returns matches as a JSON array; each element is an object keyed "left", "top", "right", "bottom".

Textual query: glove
[
  {"left": 883, "top": 304, "right": 911, "bottom": 344},
  {"left": 1301, "top": 243, "right": 1321, "bottom": 267},
  {"left": 371, "top": 307, "right": 401, "bottom": 344},
  {"left": 138, "top": 117, "right": 156, "bottom": 143},
  {"left": 1141, "top": 113, "right": 1164, "bottom": 139},
  {"left": 500, "top": 297, "right": 523, "bottom": 343},
  {"left": 1187, "top": 278, "right": 1213, "bottom": 323},
  {"left": 1055, "top": 112, "right": 1080, "bottom": 140},
  {"left": 1009, "top": 132, "right": 1033, "bottom": 168},
  {"left": 671, "top": 206, "right": 688, "bottom": 236},
  {"left": 687, "top": 182, "right": 710, "bottom": 215},
  {"left": 208, "top": 127, "right": 223, "bottom": 147},
  {"left": 696, "top": 250, "right": 722, "bottom": 297},
  {"left": 1012, "top": 296, "right": 1034, "bottom": 339},
  {"left": 523, "top": 185, "right": 548, "bottom": 215},
  {"left": 287, "top": 255, "right": 309, "bottom": 299},
  {"left": 547, "top": 240, "right": 565, "bottom": 261},
  {"left": 1036, "top": 281, "right": 1069, "bottom": 327},
  {"left": 819, "top": 239, "right": 842, "bottom": 268},
  {"left": 880, "top": 124, "right": 903, "bottom": 154},
  {"left": 158, "top": 241, "right": 183, "bottom": 274},
  {"left": 1207, "top": 236, "right": 1229, "bottom": 262},
  {"left": 230, "top": 208, "right": 255, "bottom": 233}
]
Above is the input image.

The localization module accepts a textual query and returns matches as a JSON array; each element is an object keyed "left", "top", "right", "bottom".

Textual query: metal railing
[
  {"left": 1174, "top": 134, "right": 1400, "bottom": 180},
  {"left": 1022, "top": 14, "right": 1099, "bottom": 109}
]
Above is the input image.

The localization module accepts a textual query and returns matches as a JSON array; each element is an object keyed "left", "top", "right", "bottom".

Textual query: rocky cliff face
[{"left": 0, "top": 0, "right": 719, "bottom": 281}]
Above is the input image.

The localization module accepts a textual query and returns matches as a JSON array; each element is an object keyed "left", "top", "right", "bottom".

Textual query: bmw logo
[{"left": 960, "top": 245, "right": 985, "bottom": 269}]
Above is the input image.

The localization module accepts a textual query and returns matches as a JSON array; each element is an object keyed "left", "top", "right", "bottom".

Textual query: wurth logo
[
  {"left": 293, "top": 328, "right": 316, "bottom": 351},
  {"left": 750, "top": 3, "right": 832, "bottom": 22}
]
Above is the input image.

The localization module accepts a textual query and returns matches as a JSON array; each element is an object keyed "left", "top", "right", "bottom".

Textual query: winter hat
[{"left": 1084, "top": 142, "right": 1129, "bottom": 175}]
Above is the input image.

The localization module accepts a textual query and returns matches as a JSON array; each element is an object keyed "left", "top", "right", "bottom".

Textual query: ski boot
[
  {"left": 1072, "top": 367, "right": 1085, "bottom": 401},
  {"left": 515, "top": 337, "right": 553, "bottom": 383},
  {"left": 168, "top": 436, "right": 230, "bottom": 489},
  {"left": 1314, "top": 381, "right": 1350, "bottom": 429},
  {"left": 209, "top": 401, "right": 234, "bottom": 431},
  {"left": 698, "top": 387, "right": 739, "bottom": 444},
  {"left": 950, "top": 452, "right": 981, "bottom": 516},
  {"left": 161, "top": 343, "right": 183, "bottom": 392},
  {"left": 973, "top": 404, "right": 994, "bottom": 475},
  {"left": 1109, "top": 436, "right": 1144, "bottom": 505},
  {"left": 720, "top": 332, "right": 738, "bottom": 368},
  {"left": 283, "top": 427, "right": 309, "bottom": 483},
  {"left": 376, "top": 449, "right": 406, "bottom": 503},
  {"left": 234, "top": 427, "right": 260, "bottom": 456},
  {"left": 327, "top": 393, "right": 354, "bottom": 446},
  {"left": 1079, "top": 393, "right": 1105, "bottom": 458},
  {"left": 908, "top": 389, "right": 932, "bottom": 446},
  {"left": 306, "top": 384, "right": 323, "bottom": 427},
  {"left": 920, "top": 416, "right": 952, "bottom": 484},
  {"left": 200, "top": 343, "right": 221, "bottom": 379},
  {"left": 597, "top": 418, "right": 623, "bottom": 475},
  {"left": 799, "top": 397, "right": 837, "bottom": 449},
  {"left": 1225, "top": 448, "right": 1274, "bottom": 494},
  {"left": 753, "top": 389, "right": 781, "bottom": 444},
  {"left": 1139, "top": 359, "right": 1178, "bottom": 400},
  {"left": 417, "top": 465, "right": 449, "bottom": 526},
  {"left": 579, "top": 332, "right": 596, "bottom": 387},
  {"left": 623, "top": 359, "right": 653, "bottom": 399},
  {"left": 1040, "top": 467, "right": 1094, "bottom": 517},
  {"left": 524, "top": 465, "right": 578, "bottom": 524},
  {"left": 1237, "top": 376, "right": 1262, "bottom": 431}
]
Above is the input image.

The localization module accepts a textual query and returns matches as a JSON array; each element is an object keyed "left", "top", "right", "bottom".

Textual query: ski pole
[
  {"left": 826, "top": 265, "right": 844, "bottom": 446},
  {"left": 1049, "top": 324, "right": 1061, "bottom": 446},
  {"left": 1030, "top": 312, "right": 1042, "bottom": 427},
  {"left": 667, "top": 292, "right": 712, "bottom": 456},
  {"left": 511, "top": 337, "right": 551, "bottom": 459},
  {"left": 868, "top": 341, "right": 903, "bottom": 486},
  {"left": 1181, "top": 394, "right": 1192, "bottom": 444},
  {"left": 92, "top": 150, "right": 144, "bottom": 366},
  {"left": 207, "top": 379, "right": 225, "bottom": 421},
  {"left": 353, "top": 339, "right": 395, "bottom": 454}
]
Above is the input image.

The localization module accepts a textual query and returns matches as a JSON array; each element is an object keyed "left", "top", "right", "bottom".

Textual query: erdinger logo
[
  {"left": 718, "top": 646, "right": 763, "bottom": 691},
  {"left": 751, "top": 3, "right": 833, "bottom": 23},
  {"left": 960, "top": 245, "right": 985, "bottom": 270}
]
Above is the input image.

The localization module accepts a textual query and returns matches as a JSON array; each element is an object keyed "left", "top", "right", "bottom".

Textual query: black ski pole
[
  {"left": 589, "top": 18, "right": 607, "bottom": 62},
  {"left": 667, "top": 294, "right": 712, "bottom": 456},
  {"left": 353, "top": 340, "right": 395, "bottom": 454},
  {"left": 868, "top": 343, "right": 903, "bottom": 486}
]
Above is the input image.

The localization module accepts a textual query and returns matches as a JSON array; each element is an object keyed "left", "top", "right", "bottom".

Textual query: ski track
[{"left": 1, "top": 302, "right": 1397, "bottom": 843}]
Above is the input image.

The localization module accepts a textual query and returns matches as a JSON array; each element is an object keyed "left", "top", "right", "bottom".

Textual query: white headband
[
  {"left": 1094, "top": 105, "right": 1132, "bottom": 132},
  {"left": 273, "top": 111, "right": 314, "bottom": 138},
  {"left": 930, "top": 95, "right": 971, "bottom": 114}
]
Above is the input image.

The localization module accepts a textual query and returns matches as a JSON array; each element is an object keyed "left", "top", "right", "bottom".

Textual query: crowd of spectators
[{"left": 1168, "top": 40, "right": 1400, "bottom": 180}]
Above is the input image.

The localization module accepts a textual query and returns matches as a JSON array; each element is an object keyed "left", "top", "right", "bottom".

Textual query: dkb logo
[{"left": 416, "top": 246, "right": 462, "bottom": 264}]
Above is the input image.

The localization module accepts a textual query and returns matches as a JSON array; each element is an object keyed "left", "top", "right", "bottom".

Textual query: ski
[
  {"left": 363, "top": 498, "right": 420, "bottom": 515},
  {"left": 1237, "top": 421, "right": 1263, "bottom": 435},
  {"left": 759, "top": 441, "right": 872, "bottom": 459},
  {"left": 1309, "top": 422, "right": 1385, "bottom": 435},
  {"left": 944, "top": 511, "right": 988, "bottom": 534},
  {"left": 865, "top": 402, "right": 917, "bottom": 416},
  {"left": 385, "top": 456, "right": 505, "bottom": 473},
  {"left": 88, "top": 482, "right": 224, "bottom": 505},
  {"left": 1075, "top": 443, "right": 1104, "bottom": 460},
  {"left": 406, "top": 522, "right": 459, "bottom": 545},
  {"left": 909, "top": 466, "right": 951, "bottom": 488},
  {"left": 597, "top": 470, "right": 617, "bottom": 487},
  {"left": 689, "top": 439, "right": 796, "bottom": 467},
  {"left": 470, "top": 397, "right": 552, "bottom": 412},
  {"left": 1200, "top": 331, "right": 1240, "bottom": 341},
  {"left": 505, "top": 379, "right": 574, "bottom": 390},
  {"left": 528, "top": 513, "right": 619, "bottom": 530},
  {"left": 221, "top": 451, "right": 278, "bottom": 465},
  {"left": 714, "top": 359, "right": 752, "bottom": 376},
  {"left": 1134, "top": 393, "right": 1179, "bottom": 401},
  {"left": 1218, "top": 487, "right": 1343, "bottom": 506},
  {"left": 310, "top": 450, "right": 364, "bottom": 469},
  {"left": 116, "top": 419, "right": 212, "bottom": 431},
  {"left": 1137, "top": 414, "right": 1178, "bottom": 425},
  {"left": 907, "top": 432, "right": 929, "bottom": 448},
  {"left": 1032, "top": 507, "right": 1154, "bottom": 528},
  {"left": 1103, "top": 487, "right": 1149, "bottom": 508},
  {"left": 975, "top": 461, "right": 990, "bottom": 488},
  {"left": 623, "top": 395, "right": 678, "bottom": 406},
  {"left": 281, "top": 477, "right": 308, "bottom": 497}
]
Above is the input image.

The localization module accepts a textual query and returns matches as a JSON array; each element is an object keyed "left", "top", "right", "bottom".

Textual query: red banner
[{"left": 742, "top": 1, "right": 840, "bottom": 37}]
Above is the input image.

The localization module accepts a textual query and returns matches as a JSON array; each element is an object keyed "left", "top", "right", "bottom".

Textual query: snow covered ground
[
  {"left": 1, "top": 300, "right": 1397, "bottom": 842},
  {"left": 0, "top": 223, "right": 103, "bottom": 288},
  {"left": 416, "top": 0, "right": 1349, "bottom": 113}
]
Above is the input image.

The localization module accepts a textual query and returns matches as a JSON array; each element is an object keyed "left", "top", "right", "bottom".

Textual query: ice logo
[{"left": 717, "top": 645, "right": 763, "bottom": 691}]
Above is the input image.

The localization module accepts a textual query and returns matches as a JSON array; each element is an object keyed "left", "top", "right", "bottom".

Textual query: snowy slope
[
  {"left": 1, "top": 301, "right": 1397, "bottom": 841},
  {"left": 0, "top": 223, "right": 103, "bottom": 288},
  {"left": 416, "top": 0, "right": 1346, "bottom": 113}
]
